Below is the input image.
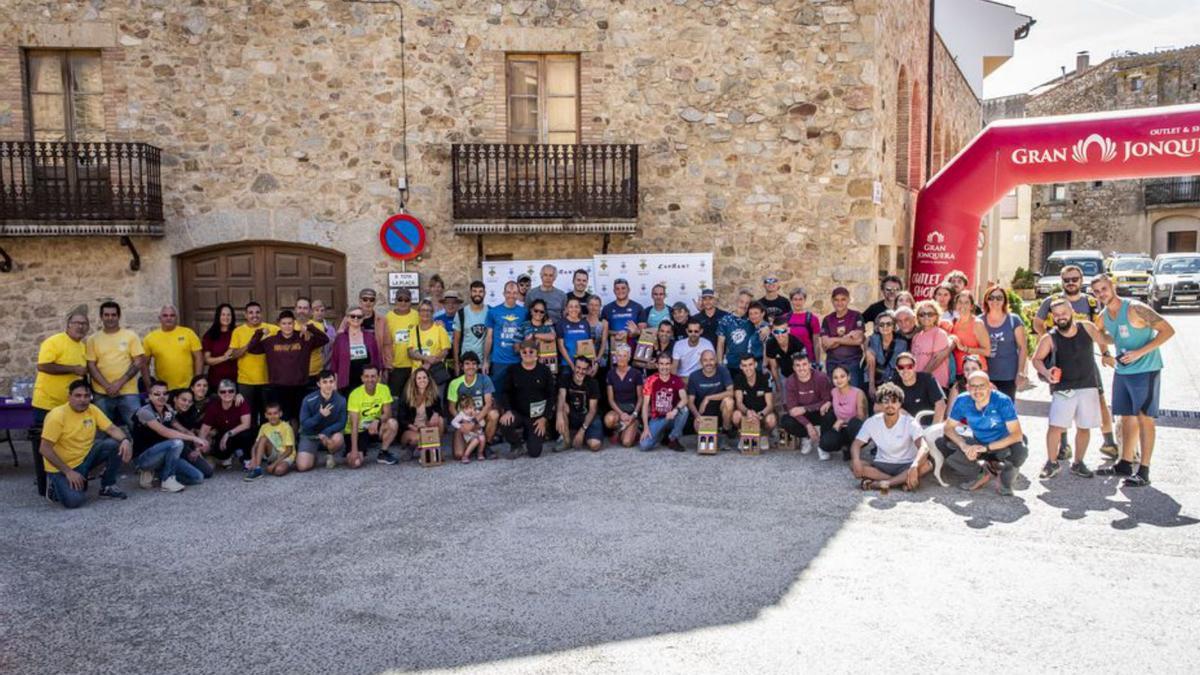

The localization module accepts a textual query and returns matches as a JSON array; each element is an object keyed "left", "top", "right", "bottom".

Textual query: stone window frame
[
  {"left": 22, "top": 48, "right": 106, "bottom": 143},
  {"left": 505, "top": 53, "right": 581, "bottom": 145}
]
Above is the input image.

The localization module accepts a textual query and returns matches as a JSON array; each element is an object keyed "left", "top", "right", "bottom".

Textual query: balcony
[
  {"left": 1145, "top": 176, "right": 1200, "bottom": 207},
  {"left": 451, "top": 143, "right": 638, "bottom": 234},
  {"left": 0, "top": 140, "right": 164, "bottom": 236}
]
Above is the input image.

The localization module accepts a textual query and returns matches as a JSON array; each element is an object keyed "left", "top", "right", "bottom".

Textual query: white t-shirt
[
  {"left": 855, "top": 413, "right": 924, "bottom": 464},
  {"left": 672, "top": 337, "right": 715, "bottom": 378}
]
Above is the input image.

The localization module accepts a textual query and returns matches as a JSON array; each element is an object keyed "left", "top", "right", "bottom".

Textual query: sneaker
[
  {"left": 506, "top": 443, "right": 525, "bottom": 459},
  {"left": 1056, "top": 443, "right": 1071, "bottom": 461},
  {"left": 138, "top": 470, "right": 156, "bottom": 490},
  {"left": 1070, "top": 462, "right": 1094, "bottom": 478},
  {"left": 667, "top": 438, "right": 686, "bottom": 452},
  {"left": 219, "top": 457, "right": 233, "bottom": 469},
  {"left": 376, "top": 450, "right": 399, "bottom": 465},
  {"left": 1039, "top": 461, "right": 1061, "bottom": 479},
  {"left": 98, "top": 485, "right": 127, "bottom": 500},
  {"left": 1098, "top": 442, "right": 1119, "bottom": 459},
  {"left": 325, "top": 453, "right": 337, "bottom": 470},
  {"left": 817, "top": 449, "right": 831, "bottom": 461},
  {"left": 1122, "top": 474, "right": 1151, "bottom": 488},
  {"left": 1097, "top": 461, "right": 1134, "bottom": 477},
  {"left": 799, "top": 438, "right": 813, "bottom": 455},
  {"left": 45, "top": 482, "right": 59, "bottom": 504},
  {"left": 243, "top": 467, "right": 264, "bottom": 482},
  {"left": 841, "top": 448, "right": 851, "bottom": 462},
  {"left": 958, "top": 470, "right": 991, "bottom": 492},
  {"left": 160, "top": 476, "right": 186, "bottom": 493}
]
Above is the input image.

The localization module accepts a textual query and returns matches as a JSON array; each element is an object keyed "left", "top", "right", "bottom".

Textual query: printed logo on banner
[
  {"left": 1071, "top": 134, "right": 1117, "bottom": 164},
  {"left": 926, "top": 230, "right": 945, "bottom": 244}
]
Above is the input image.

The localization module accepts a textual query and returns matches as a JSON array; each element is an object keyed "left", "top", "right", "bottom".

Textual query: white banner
[
  {"left": 482, "top": 258, "right": 593, "bottom": 306},
  {"left": 591, "top": 252, "right": 714, "bottom": 307}
]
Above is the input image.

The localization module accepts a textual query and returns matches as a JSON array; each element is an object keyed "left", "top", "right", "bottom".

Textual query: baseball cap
[{"left": 700, "top": 288, "right": 716, "bottom": 297}]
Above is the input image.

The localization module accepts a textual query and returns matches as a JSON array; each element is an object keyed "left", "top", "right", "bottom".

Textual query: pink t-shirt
[
  {"left": 911, "top": 327, "right": 951, "bottom": 388},
  {"left": 831, "top": 386, "right": 861, "bottom": 422}
]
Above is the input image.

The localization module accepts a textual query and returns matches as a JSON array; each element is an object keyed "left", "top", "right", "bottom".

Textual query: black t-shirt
[
  {"left": 863, "top": 300, "right": 893, "bottom": 326},
  {"left": 559, "top": 371, "right": 599, "bottom": 424},
  {"left": 691, "top": 309, "right": 729, "bottom": 345},
  {"left": 766, "top": 335, "right": 807, "bottom": 379},
  {"left": 568, "top": 292, "right": 593, "bottom": 317},
  {"left": 734, "top": 370, "right": 772, "bottom": 413},
  {"left": 506, "top": 363, "right": 556, "bottom": 419},
  {"left": 132, "top": 403, "right": 175, "bottom": 454},
  {"left": 889, "top": 372, "right": 945, "bottom": 417},
  {"left": 757, "top": 295, "right": 791, "bottom": 322},
  {"left": 671, "top": 319, "right": 689, "bottom": 341}
]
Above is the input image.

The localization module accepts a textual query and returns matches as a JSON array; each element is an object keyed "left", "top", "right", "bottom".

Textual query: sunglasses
[
  {"left": 917, "top": 312, "right": 936, "bottom": 318},
  {"left": 531, "top": 309, "right": 545, "bottom": 314},
  {"left": 219, "top": 388, "right": 236, "bottom": 394},
  {"left": 987, "top": 295, "right": 1005, "bottom": 302},
  {"left": 396, "top": 298, "right": 411, "bottom": 303},
  {"left": 772, "top": 329, "right": 788, "bottom": 335},
  {"left": 896, "top": 363, "right": 915, "bottom": 371},
  {"left": 1062, "top": 277, "right": 1082, "bottom": 283},
  {"left": 348, "top": 314, "right": 364, "bottom": 319},
  {"left": 877, "top": 322, "right": 894, "bottom": 328},
  {"left": 763, "top": 278, "right": 778, "bottom": 284},
  {"left": 687, "top": 330, "right": 702, "bottom": 335},
  {"left": 360, "top": 297, "right": 376, "bottom": 302}
]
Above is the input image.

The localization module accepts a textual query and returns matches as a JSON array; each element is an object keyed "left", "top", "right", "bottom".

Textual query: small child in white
[{"left": 451, "top": 406, "right": 486, "bottom": 463}]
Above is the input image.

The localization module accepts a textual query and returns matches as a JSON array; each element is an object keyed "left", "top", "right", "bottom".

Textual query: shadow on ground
[{"left": 2, "top": 442, "right": 867, "bottom": 674}]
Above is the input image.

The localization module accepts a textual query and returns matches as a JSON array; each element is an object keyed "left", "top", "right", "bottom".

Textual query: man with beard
[
  {"left": 453, "top": 281, "right": 490, "bottom": 375},
  {"left": 1032, "top": 299, "right": 1106, "bottom": 480}
]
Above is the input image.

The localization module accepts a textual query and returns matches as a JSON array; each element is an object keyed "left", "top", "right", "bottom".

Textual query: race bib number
[
  {"left": 530, "top": 400, "right": 546, "bottom": 417},
  {"left": 394, "top": 329, "right": 410, "bottom": 345}
]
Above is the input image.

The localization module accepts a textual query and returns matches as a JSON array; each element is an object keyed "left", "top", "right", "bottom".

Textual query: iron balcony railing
[
  {"left": 1145, "top": 176, "right": 1200, "bottom": 206},
  {"left": 0, "top": 140, "right": 164, "bottom": 224},
  {"left": 452, "top": 143, "right": 638, "bottom": 221}
]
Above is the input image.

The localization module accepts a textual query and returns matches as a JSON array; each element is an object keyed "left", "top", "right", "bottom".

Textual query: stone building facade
[
  {"left": 985, "top": 46, "right": 1200, "bottom": 270},
  {"left": 0, "top": 0, "right": 990, "bottom": 392}
]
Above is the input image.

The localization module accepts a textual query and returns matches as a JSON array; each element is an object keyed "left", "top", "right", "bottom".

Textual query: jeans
[
  {"left": 133, "top": 439, "right": 183, "bottom": 480},
  {"left": 176, "top": 452, "right": 212, "bottom": 485},
  {"left": 779, "top": 409, "right": 835, "bottom": 440},
  {"left": 936, "top": 436, "right": 1029, "bottom": 488},
  {"left": 94, "top": 393, "right": 141, "bottom": 428},
  {"left": 820, "top": 417, "right": 864, "bottom": 454},
  {"left": 46, "top": 437, "right": 122, "bottom": 509},
  {"left": 639, "top": 409, "right": 690, "bottom": 451},
  {"left": 501, "top": 412, "right": 548, "bottom": 458}
]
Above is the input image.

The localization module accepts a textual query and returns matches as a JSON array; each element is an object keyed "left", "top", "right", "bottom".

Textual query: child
[
  {"left": 451, "top": 405, "right": 485, "bottom": 464},
  {"left": 245, "top": 402, "right": 296, "bottom": 480}
]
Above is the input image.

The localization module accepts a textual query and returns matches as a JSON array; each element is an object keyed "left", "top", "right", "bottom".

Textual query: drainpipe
[{"left": 925, "top": 0, "right": 935, "bottom": 182}]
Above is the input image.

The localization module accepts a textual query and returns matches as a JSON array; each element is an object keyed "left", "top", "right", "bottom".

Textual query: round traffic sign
[{"left": 379, "top": 213, "right": 426, "bottom": 261}]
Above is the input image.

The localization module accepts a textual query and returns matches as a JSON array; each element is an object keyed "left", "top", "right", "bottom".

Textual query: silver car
[{"left": 1149, "top": 253, "right": 1200, "bottom": 311}]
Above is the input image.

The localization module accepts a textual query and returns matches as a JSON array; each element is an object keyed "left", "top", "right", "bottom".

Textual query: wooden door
[{"left": 178, "top": 242, "right": 347, "bottom": 333}]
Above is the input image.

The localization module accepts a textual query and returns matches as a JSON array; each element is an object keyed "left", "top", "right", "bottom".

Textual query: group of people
[{"left": 31, "top": 263, "right": 1172, "bottom": 509}]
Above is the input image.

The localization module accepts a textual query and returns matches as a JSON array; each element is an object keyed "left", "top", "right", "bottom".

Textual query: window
[
  {"left": 1042, "top": 231, "right": 1072, "bottom": 267},
  {"left": 878, "top": 245, "right": 891, "bottom": 280},
  {"left": 507, "top": 54, "right": 579, "bottom": 144},
  {"left": 1050, "top": 184, "right": 1067, "bottom": 202},
  {"left": 1168, "top": 230, "right": 1197, "bottom": 253},
  {"left": 895, "top": 67, "right": 909, "bottom": 186},
  {"left": 896, "top": 247, "right": 907, "bottom": 270},
  {"left": 25, "top": 49, "right": 105, "bottom": 142},
  {"left": 1130, "top": 76, "right": 1143, "bottom": 92}
]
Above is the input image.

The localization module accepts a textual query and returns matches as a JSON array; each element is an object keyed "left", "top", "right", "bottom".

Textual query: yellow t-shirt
[
  {"left": 230, "top": 323, "right": 278, "bottom": 386},
  {"left": 33, "top": 332, "right": 87, "bottom": 410},
  {"left": 85, "top": 329, "right": 145, "bottom": 396},
  {"left": 143, "top": 326, "right": 202, "bottom": 390},
  {"left": 384, "top": 310, "right": 421, "bottom": 369},
  {"left": 307, "top": 321, "right": 326, "bottom": 377},
  {"left": 257, "top": 421, "right": 296, "bottom": 461},
  {"left": 406, "top": 322, "right": 450, "bottom": 362},
  {"left": 345, "top": 384, "right": 394, "bottom": 432},
  {"left": 41, "top": 403, "right": 112, "bottom": 473}
]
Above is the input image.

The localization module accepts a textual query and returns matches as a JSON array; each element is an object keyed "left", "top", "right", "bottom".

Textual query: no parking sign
[{"left": 379, "top": 213, "right": 427, "bottom": 260}]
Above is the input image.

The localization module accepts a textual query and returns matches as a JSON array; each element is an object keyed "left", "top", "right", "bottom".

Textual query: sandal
[{"left": 859, "top": 478, "right": 876, "bottom": 491}]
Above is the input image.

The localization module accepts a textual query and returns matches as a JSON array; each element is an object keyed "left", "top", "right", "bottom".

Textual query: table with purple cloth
[{"left": 0, "top": 398, "right": 34, "bottom": 466}]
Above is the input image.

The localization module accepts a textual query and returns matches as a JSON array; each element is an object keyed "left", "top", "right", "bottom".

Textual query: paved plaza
[{"left": 3, "top": 314, "right": 1200, "bottom": 674}]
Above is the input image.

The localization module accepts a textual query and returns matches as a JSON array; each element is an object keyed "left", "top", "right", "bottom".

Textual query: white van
[{"left": 1036, "top": 250, "right": 1105, "bottom": 297}]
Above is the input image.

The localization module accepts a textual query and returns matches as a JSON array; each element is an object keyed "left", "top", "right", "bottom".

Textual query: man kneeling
[
  {"left": 297, "top": 370, "right": 346, "bottom": 471},
  {"left": 40, "top": 379, "right": 132, "bottom": 507},
  {"left": 936, "top": 370, "right": 1028, "bottom": 496},
  {"left": 850, "top": 383, "right": 932, "bottom": 491}
]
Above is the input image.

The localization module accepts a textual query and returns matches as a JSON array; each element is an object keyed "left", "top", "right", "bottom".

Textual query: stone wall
[{"left": 0, "top": 0, "right": 977, "bottom": 391}]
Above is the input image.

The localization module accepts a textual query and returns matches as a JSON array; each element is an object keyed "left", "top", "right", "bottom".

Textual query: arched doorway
[
  {"left": 1152, "top": 214, "right": 1200, "bottom": 256},
  {"left": 177, "top": 241, "right": 347, "bottom": 332}
]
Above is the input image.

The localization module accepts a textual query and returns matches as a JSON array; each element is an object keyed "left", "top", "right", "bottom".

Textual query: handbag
[{"left": 417, "top": 324, "right": 452, "bottom": 385}]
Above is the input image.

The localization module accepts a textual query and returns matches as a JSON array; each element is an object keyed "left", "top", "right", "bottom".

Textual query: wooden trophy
[
  {"left": 778, "top": 429, "right": 798, "bottom": 450},
  {"left": 739, "top": 415, "right": 762, "bottom": 455},
  {"left": 418, "top": 426, "right": 443, "bottom": 467},
  {"left": 697, "top": 415, "right": 719, "bottom": 455},
  {"left": 538, "top": 339, "right": 559, "bottom": 374},
  {"left": 576, "top": 339, "right": 596, "bottom": 361},
  {"left": 633, "top": 330, "right": 656, "bottom": 368}
]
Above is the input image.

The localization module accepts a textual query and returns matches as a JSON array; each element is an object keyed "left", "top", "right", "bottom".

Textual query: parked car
[
  {"left": 1036, "top": 249, "right": 1105, "bottom": 297},
  {"left": 1108, "top": 255, "right": 1153, "bottom": 298},
  {"left": 1149, "top": 253, "right": 1200, "bottom": 311}
]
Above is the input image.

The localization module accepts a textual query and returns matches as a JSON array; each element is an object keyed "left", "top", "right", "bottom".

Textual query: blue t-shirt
[
  {"left": 685, "top": 365, "right": 734, "bottom": 401},
  {"left": 717, "top": 314, "right": 763, "bottom": 369},
  {"left": 601, "top": 300, "right": 645, "bottom": 340},
  {"left": 640, "top": 305, "right": 672, "bottom": 332},
  {"left": 437, "top": 314, "right": 456, "bottom": 338},
  {"left": 949, "top": 390, "right": 1018, "bottom": 445},
  {"left": 556, "top": 318, "right": 591, "bottom": 365},
  {"left": 485, "top": 304, "right": 528, "bottom": 364},
  {"left": 454, "top": 305, "right": 489, "bottom": 361}
]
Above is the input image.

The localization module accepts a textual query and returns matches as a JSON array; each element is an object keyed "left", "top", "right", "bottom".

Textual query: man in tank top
[
  {"left": 1089, "top": 275, "right": 1175, "bottom": 487},
  {"left": 1032, "top": 298, "right": 1106, "bottom": 480}
]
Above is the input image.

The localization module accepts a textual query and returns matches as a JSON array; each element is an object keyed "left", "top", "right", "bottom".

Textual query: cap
[
  {"left": 831, "top": 286, "right": 850, "bottom": 298},
  {"left": 442, "top": 290, "right": 461, "bottom": 301},
  {"left": 393, "top": 288, "right": 412, "bottom": 301},
  {"left": 517, "top": 274, "right": 532, "bottom": 283},
  {"left": 700, "top": 288, "right": 716, "bottom": 297}
]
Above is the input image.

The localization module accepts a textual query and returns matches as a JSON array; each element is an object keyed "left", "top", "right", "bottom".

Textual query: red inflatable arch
[{"left": 909, "top": 103, "right": 1200, "bottom": 298}]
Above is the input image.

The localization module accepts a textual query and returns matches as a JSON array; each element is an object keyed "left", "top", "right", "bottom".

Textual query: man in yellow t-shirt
[
  {"left": 383, "top": 288, "right": 420, "bottom": 402},
  {"left": 142, "top": 304, "right": 202, "bottom": 390},
  {"left": 40, "top": 379, "right": 133, "bottom": 508},
  {"left": 227, "top": 301, "right": 278, "bottom": 424},
  {"left": 85, "top": 301, "right": 146, "bottom": 427},
  {"left": 345, "top": 365, "right": 399, "bottom": 468},
  {"left": 33, "top": 309, "right": 90, "bottom": 414}
]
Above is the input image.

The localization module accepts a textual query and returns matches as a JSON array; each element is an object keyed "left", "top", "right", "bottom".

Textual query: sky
[{"left": 982, "top": 0, "right": 1200, "bottom": 99}]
